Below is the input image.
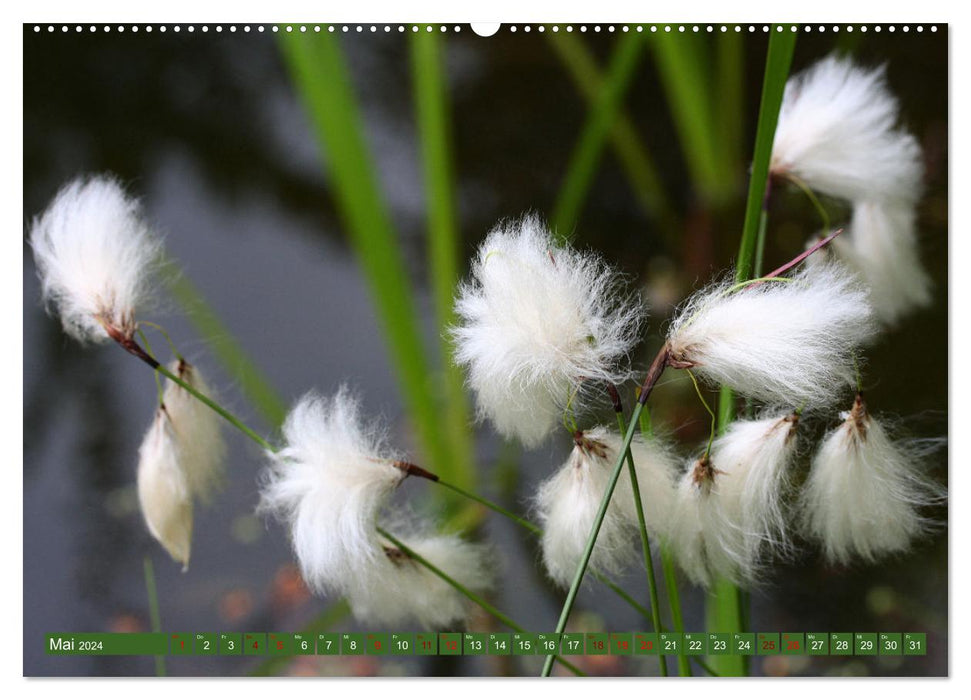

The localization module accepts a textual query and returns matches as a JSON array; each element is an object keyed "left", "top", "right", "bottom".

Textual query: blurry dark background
[{"left": 23, "top": 23, "right": 947, "bottom": 677}]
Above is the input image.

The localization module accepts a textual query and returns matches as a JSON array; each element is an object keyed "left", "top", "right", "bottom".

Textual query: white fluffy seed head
[
  {"left": 823, "top": 201, "right": 932, "bottom": 325},
  {"left": 535, "top": 427, "right": 678, "bottom": 587},
  {"left": 257, "top": 388, "right": 405, "bottom": 595},
  {"left": 799, "top": 395, "right": 943, "bottom": 566},
  {"left": 771, "top": 55, "right": 923, "bottom": 203},
  {"left": 667, "top": 459, "right": 719, "bottom": 587},
  {"left": 137, "top": 411, "right": 193, "bottom": 571},
  {"left": 452, "top": 216, "right": 645, "bottom": 447},
  {"left": 666, "top": 261, "right": 877, "bottom": 408},
  {"left": 346, "top": 530, "right": 494, "bottom": 628},
  {"left": 161, "top": 361, "right": 226, "bottom": 503},
  {"left": 706, "top": 413, "right": 800, "bottom": 583},
  {"left": 28, "top": 175, "right": 163, "bottom": 343}
]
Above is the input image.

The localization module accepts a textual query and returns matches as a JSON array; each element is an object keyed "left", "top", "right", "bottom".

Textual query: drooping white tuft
[
  {"left": 535, "top": 427, "right": 678, "bottom": 587},
  {"left": 706, "top": 413, "right": 800, "bottom": 582},
  {"left": 800, "top": 394, "right": 943, "bottom": 565},
  {"left": 771, "top": 55, "right": 923, "bottom": 203},
  {"left": 137, "top": 411, "right": 193, "bottom": 571},
  {"left": 28, "top": 175, "right": 162, "bottom": 343},
  {"left": 666, "top": 262, "right": 877, "bottom": 408},
  {"left": 666, "top": 458, "right": 721, "bottom": 587},
  {"left": 257, "top": 388, "right": 405, "bottom": 595},
  {"left": 452, "top": 216, "right": 644, "bottom": 447},
  {"left": 345, "top": 530, "right": 494, "bottom": 628},
  {"left": 826, "top": 201, "right": 932, "bottom": 325},
  {"left": 161, "top": 360, "right": 226, "bottom": 503}
]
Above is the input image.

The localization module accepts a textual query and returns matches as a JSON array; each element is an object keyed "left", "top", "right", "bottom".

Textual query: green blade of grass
[
  {"left": 409, "top": 28, "right": 475, "bottom": 497},
  {"left": 163, "top": 257, "right": 288, "bottom": 429},
  {"left": 550, "top": 31, "right": 645, "bottom": 240},
  {"left": 715, "top": 30, "right": 745, "bottom": 183},
  {"left": 278, "top": 32, "right": 463, "bottom": 493},
  {"left": 546, "top": 32, "right": 672, "bottom": 226},
  {"left": 710, "top": 25, "right": 797, "bottom": 678}
]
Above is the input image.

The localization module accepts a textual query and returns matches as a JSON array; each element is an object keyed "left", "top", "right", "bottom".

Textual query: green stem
[
  {"left": 613, "top": 410, "right": 667, "bottom": 677},
  {"left": 710, "top": 24, "right": 796, "bottom": 678},
  {"left": 153, "top": 361, "right": 273, "bottom": 452},
  {"left": 436, "top": 479, "right": 540, "bottom": 536},
  {"left": 410, "top": 28, "right": 476, "bottom": 512},
  {"left": 541, "top": 346, "right": 670, "bottom": 677},
  {"left": 142, "top": 556, "right": 166, "bottom": 677},
  {"left": 377, "top": 527, "right": 585, "bottom": 677}
]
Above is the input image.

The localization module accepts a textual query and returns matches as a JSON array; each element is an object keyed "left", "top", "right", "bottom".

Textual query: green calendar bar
[
  {"left": 45, "top": 633, "right": 167, "bottom": 656},
  {"left": 43, "top": 631, "right": 931, "bottom": 657}
]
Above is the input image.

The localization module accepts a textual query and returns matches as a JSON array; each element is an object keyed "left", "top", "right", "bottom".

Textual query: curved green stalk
[
  {"left": 614, "top": 411, "right": 667, "bottom": 676},
  {"left": 377, "top": 527, "right": 585, "bottom": 677}
]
